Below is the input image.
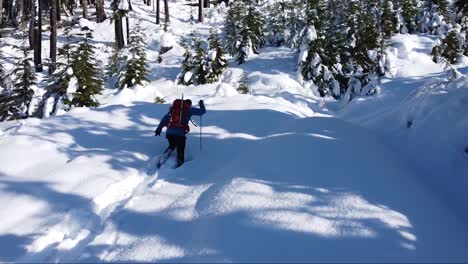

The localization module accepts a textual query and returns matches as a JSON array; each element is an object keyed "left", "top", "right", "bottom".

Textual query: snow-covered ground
[{"left": 0, "top": 1, "right": 467, "bottom": 262}]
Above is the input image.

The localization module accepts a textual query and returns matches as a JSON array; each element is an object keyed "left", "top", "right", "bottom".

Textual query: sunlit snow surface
[{"left": 0, "top": 0, "right": 467, "bottom": 262}]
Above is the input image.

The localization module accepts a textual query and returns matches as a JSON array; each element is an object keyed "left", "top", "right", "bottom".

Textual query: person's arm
[
  {"left": 155, "top": 111, "right": 170, "bottom": 135},
  {"left": 190, "top": 100, "right": 206, "bottom": 116}
]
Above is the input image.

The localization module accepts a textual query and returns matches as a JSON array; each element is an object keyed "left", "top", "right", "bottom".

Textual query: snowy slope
[{"left": 0, "top": 0, "right": 468, "bottom": 262}]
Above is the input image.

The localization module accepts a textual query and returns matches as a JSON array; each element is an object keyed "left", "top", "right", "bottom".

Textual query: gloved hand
[
  {"left": 199, "top": 100, "right": 204, "bottom": 106},
  {"left": 155, "top": 130, "right": 161, "bottom": 136}
]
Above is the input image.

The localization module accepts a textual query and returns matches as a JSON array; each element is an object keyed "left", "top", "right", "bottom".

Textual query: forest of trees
[{"left": 0, "top": 0, "right": 467, "bottom": 121}]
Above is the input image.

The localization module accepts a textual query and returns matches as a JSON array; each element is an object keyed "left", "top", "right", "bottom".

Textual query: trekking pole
[{"left": 200, "top": 115, "right": 203, "bottom": 151}]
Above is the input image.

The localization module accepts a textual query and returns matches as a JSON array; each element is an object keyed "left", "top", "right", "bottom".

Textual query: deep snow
[{"left": 0, "top": 0, "right": 467, "bottom": 262}]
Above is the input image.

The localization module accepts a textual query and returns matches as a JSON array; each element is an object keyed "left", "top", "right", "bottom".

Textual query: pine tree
[
  {"left": 191, "top": 40, "right": 209, "bottom": 85},
  {"left": 207, "top": 29, "right": 228, "bottom": 83},
  {"left": 67, "top": 26, "right": 103, "bottom": 107},
  {"left": 419, "top": 0, "right": 450, "bottom": 35},
  {"left": 381, "top": 1, "right": 398, "bottom": 38},
  {"left": 453, "top": 0, "right": 468, "bottom": 24},
  {"left": 118, "top": 22, "right": 149, "bottom": 89},
  {"left": 237, "top": 72, "right": 250, "bottom": 94},
  {"left": 36, "top": 23, "right": 76, "bottom": 118},
  {"left": 400, "top": 0, "right": 419, "bottom": 33},
  {"left": 225, "top": 0, "right": 265, "bottom": 64},
  {"left": 179, "top": 48, "right": 195, "bottom": 85},
  {"left": 266, "top": 0, "right": 287, "bottom": 46},
  {"left": 432, "top": 29, "right": 464, "bottom": 64},
  {"left": 0, "top": 40, "right": 36, "bottom": 121}
]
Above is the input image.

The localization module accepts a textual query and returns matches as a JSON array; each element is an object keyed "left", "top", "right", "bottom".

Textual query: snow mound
[
  {"left": 160, "top": 33, "right": 176, "bottom": 49},
  {"left": 396, "top": 75, "right": 468, "bottom": 217},
  {"left": 214, "top": 83, "right": 238, "bottom": 97}
]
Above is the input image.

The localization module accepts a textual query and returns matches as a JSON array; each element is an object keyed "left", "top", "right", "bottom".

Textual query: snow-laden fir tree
[
  {"left": 191, "top": 40, "right": 210, "bottom": 85},
  {"left": 237, "top": 72, "right": 250, "bottom": 94},
  {"left": 207, "top": 29, "right": 228, "bottom": 83},
  {"left": 67, "top": 26, "right": 103, "bottom": 107},
  {"left": 419, "top": 0, "right": 450, "bottom": 35},
  {"left": 399, "top": 0, "right": 419, "bottom": 33},
  {"left": 298, "top": 0, "right": 334, "bottom": 97},
  {"left": 225, "top": 0, "right": 265, "bottom": 64},
  {"left": 179, "top": 47, "right": 196, "bottom": 85},
  {"left": 36, "top": 23, "right": 77, "bottom": 118},
  {"left": 118, "top": 22, "right": 149, "bottom": 89},
  {"left": 453, "top": 0, "right": 468, "bottom": 24},
  {"left": 432, "top": 28, "right": 465, "bottom": 64},
  {"left": 0, "top": 39, "right": 36, "bottom": 121},
  {"left": 381, "top": 1, "right": 398, "bottom": 38},
  {"left": 266, "top": 0, "right": 288, "bottom": 46}
]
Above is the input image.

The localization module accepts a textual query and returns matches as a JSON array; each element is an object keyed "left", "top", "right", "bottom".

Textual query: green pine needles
[
  {"left": 179, "top": 30, "right": 228, "bottom": 86},
  {"left": 118, "top": 22, "right": 150, "bottom": 90},
  {"left": 0, "top": 37, "right": 36, "bottom": 121},
  {"left": 225, "top": 0, "right": 265, "bottom": 64},
  {"left": 67, "top": 26, "right": 103, "bottom": 108}
]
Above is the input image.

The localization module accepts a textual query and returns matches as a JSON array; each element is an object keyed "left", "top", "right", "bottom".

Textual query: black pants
[{"left": 166, "top": 135, "right": 186, "bottom": 166}]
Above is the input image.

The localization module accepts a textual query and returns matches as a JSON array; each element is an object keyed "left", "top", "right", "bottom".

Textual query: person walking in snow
[{"left": 155, "top": 99, "right": 206, "bottom": 167}]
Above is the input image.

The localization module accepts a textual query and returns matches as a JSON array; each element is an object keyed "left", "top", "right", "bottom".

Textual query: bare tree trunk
[
  {"left": 34, "top": 0, "right": 42, "bottom": 72},
  {"left": 95, "top": 0, "right": 106, "bottom": 23},
  {"left": 49, "top": 0, "right": 57, "bottom": 74},
  {"left": 56, "top": 0, "right": 61, "bottom": 21},
  {"left": 0, "top": 0, "right": 4, "bottom": 28},
  {"left": 203, "top": 0, "right": 208, "bottom": 8},
  {"left": 155, "top": 0, "right": 159, "bottom": 24},
  {"left": 22, "top": 0, "right": 32, "bottom": 25},
  {"left": 82, "top": 0, "right": 88, "bottom": 19},
  {"left": 29, "top": 0, "right": 35, "bottom": 48},
  {"left": 115, "top": 15, "right": 124, "bottom": 49},
  {"left": 126, "top": 16, "right": 129, "bottom": 43},
  {"left": 163, "top": 0, "right": 168, "bottom": 22},
  {"left": 198, "top": 0, "right": 203, "bottom": 23}
]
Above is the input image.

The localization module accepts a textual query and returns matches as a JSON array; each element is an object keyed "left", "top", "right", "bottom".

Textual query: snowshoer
[{"left": 155, "top": 99, "right": 206, "bottom": 167}]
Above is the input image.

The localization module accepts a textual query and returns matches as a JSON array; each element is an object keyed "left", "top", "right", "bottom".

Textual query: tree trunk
[
  {"left": 22, "top": 0, "right": 32, "bottom": 26},
  {"left": 203, "top": 0, "right": 208, "bottom": 8},
  {"left": 163, "top": 0, "right": 169, "bottom": 22},
  {"left": 82, "top": 0, "right": 88, "bottom": 19},
  {"left": 56, "top": 0, "right": 61, "bottom": 21},
  {"left": 156, "top": 0, "right": 159, "bottom": 24},
  {"left": 29, "top": 0, "right": 35, "bottom": 49},
  {"left": 49, "top": 0, "right": 57, "bottom": 74},
  {"left": 0, "top": 0, "right": 3, "bottom": 28},
  {"left": 96, "top": 0, "right": 107, "bottom": 23},
  {"left": 115, "top": 15, "right": 124, "bottom": 49},
  {"left": 126, "top": 16, "right": 129, "bottom": 43},
  {"left": 128, "top": 0, "right": 132, "bottom": 11},
  {"left": 198, "top": 0, "right": 203, "bottom": 23},
  {"left": 34, "top": 0, "right": 42, "bottom": 72}
]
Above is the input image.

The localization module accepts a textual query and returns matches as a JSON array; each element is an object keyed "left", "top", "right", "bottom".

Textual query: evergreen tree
[
  {"left": 237, "top": 72, "right": 250, "bottom": 94},
  {"left": 67, "top": 26, "right": 103, "bottom": 107},
  {"left": 118, "top": 22, "right": 149, "bottom": 89},
  {"left": 381, "top": 1, "right": 398, "bottom": 38},
  {"left": 225, "top": 0, "right": 265, "bottom": 64},
  {"left": 266, "top": 0, "right": 287, "bottom": 46},
  {"left": 400, "top": 0, "right": 419, "bottom": 33},
  {"left": 191, "top": 40, "right": 209, "bottom": 85},
  {"left": 419, "top": 0, "right": 450, "bottom": 35},
  {"left": 453, "top": 0, "right": 468, "bottom": 24},
  {"left": 179, "top": 48, "right": 196, "bottom": 85},
  {"left": 432, "top": 29, "right": 464, "bottom": 64},
  {"left": 207, "top": 29, "right": 228, "bottom": 83},
  {"left": 0, "top": 40, "right": 36, "bottom": 121},
  {"left": 298, "top": 0, "right": 332, "bottom": 97}
]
